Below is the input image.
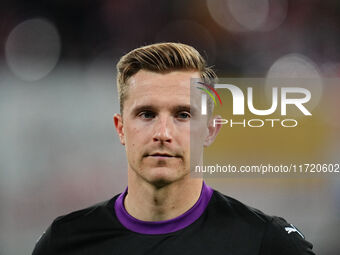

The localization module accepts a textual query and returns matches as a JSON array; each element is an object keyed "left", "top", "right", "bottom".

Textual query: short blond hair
[{"left": 116, "top": 42, "right": 216, "bottom": 114}]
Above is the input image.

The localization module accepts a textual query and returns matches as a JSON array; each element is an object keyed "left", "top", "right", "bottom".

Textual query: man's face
[{"left": 114, "top": 70, "right": 217, "bottom": 187}]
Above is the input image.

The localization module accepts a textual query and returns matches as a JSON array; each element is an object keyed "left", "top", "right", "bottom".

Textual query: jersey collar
[{"left": 114, "top": 181, "right": 213, "bottom": 235}]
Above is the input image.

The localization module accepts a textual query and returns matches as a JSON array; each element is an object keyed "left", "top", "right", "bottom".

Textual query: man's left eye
[{"left": 177, "top": 112, "right": 191, "bottom": 119}]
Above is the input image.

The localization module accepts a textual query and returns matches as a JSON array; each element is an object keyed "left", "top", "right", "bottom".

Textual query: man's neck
[{"left": 124, "top": 171, "right": 203, "bottom": 222}]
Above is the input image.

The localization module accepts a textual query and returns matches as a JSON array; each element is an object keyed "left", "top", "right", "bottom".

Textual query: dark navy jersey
[{"left": 32, "top": 183, "right": 315, "bottom": 255}]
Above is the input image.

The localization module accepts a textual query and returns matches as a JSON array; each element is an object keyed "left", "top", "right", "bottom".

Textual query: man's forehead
[
  {"left": 126, "top": 89, "right": 201, "bottom": 114},
  {"left": 128, "top": 94, "right": 195, "bottom": 111},
  {"left": 124, "top": 70, "right": 203, "bottom": 112},
  {"left": 131, "top": 96, "right": 191, "bottom": 106}
]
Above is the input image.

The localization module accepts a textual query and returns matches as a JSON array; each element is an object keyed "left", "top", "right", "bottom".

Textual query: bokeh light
[
  {"left": 265, "top": 53, "right": 323, "bottom": 113},
  {"left": 227, "top": 0, "right": 269, "bottom": 31},
  {"left": 5, "top": 18, "right": 61, "bottom": 82},
  {"left": 207, "top": 0, "right": 288, "bottom": 32}
]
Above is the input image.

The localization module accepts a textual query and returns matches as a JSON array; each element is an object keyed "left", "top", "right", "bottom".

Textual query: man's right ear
[{"left": 113, "top": 114, "right": 125, "bottom": 145}]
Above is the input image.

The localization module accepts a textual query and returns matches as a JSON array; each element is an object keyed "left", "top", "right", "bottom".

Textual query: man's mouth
[{"left": 147, "top": 152, "right": 179, "bottom": 158}]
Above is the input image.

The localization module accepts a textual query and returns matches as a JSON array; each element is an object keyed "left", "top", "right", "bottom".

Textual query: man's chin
[{"left": 145, "top": 168, "right": 184, "bottom": 188}]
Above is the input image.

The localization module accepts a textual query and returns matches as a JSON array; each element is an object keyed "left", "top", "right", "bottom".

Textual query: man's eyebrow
[
  {"left": 172, "top": 105, "right": 199, "bottom": 115},
  {"left": 131, "top": 105, "right": 157, "bottom": 115},
  {"left": 172, "top": 105, "right": 192, "bottom": 112},
  {"left": 131, "top": 104, "right": 197, "bottom": 114}
]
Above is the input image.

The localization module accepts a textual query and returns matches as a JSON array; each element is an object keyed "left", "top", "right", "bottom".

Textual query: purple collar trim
[{"left": 114, "top": 181, "right": 213, "bottom": 235}]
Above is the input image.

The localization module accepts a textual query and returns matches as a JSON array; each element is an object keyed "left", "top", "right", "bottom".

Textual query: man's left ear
[{"left": 204, "top": 115, "right": 223, "bottom": 147}]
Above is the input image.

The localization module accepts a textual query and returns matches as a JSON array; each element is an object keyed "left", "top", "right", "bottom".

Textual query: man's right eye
[{"left": 138, "top": 111, "right": 156, "bottom": 119}]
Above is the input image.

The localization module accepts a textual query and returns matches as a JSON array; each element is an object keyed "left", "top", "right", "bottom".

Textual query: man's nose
[{"left": 152, "top": 115, "right": 173, "bottom": 143}]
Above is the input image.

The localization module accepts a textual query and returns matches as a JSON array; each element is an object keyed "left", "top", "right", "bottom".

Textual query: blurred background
[{"left": 0, "top": 0, "right": 339, "bottom": 254}]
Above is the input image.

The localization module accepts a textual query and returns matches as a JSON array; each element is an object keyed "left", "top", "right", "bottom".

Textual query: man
[{"left": 32, "top": 42, "right": 315, "bottom": 254}]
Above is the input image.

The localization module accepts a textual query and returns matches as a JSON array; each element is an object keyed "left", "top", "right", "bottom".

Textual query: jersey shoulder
[
  {"left": 50, "top": 196, "right": 117, "bottom": 231},
  {"left": 32, "top": 194, "right": 121, "bottom": 255},
  {"left": 210, "top": 189, "right": 272, "bottom": 224},
  {"left": 210, "top": 190, "right": 315, "bottom": 255},
  {"left": 259, "top": 216, "right": 315, "bottom": 255}
]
